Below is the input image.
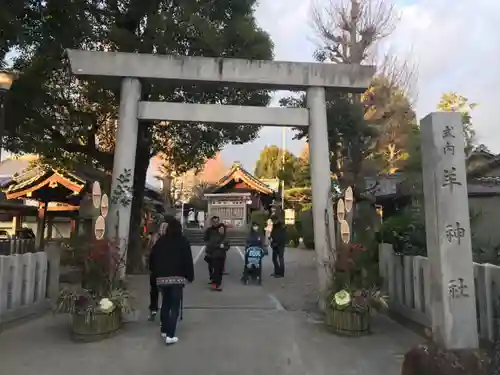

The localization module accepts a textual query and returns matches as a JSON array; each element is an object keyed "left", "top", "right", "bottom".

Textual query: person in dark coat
[
  {"left": 204, "top": 216, "right": 228, "bottom": 291},
  {"left": 149, "top": 218, "right": 194, "bottom": 345},
  {"left": 270, "top": 216, "right": 287, "bottom": 278},
  {"left": 147, "top": 224, "right": 165, "bottom": 321},
  {"left": 203, "top": 216, "right": 221, "bottom": 282},
  {"left": 147, "top": 216, "right": 175, "bottom": 321},
  {"left": 246, "top": 222, "right": 265, "bottom": 248}
]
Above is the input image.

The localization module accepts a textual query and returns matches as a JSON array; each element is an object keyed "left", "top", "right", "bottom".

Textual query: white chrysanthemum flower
[
  {"left": 334, "top": 290, "right": 351, "bottom": 307},
  {"left": 99, "top": 298, "right": 116, "bottom": 313}
]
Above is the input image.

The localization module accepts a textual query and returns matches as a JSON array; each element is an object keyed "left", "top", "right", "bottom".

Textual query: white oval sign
[
  {"left": 344, "top": 186, "right": 354, "bottom": 213},
  {"left": 92, "top": 181, "right": 102, "bottom": 208},
  {"left": 100, "top": 194, "right": 109, "bottom": 218},
  {"left": 94, "top": 215, "right": 106, "bottom": 240},
  {"left": 336, "top": 199, "right": 345, "bottom": 221},
  {"left": 340, "top": 219, "right": 350, "bottom": 244}
]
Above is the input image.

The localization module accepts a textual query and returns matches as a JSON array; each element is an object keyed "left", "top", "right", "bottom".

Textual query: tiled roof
[
  {"left": 3, "top": 163, "right": 111, "bottom": 201},
  {"left": 468, "top": 154, "right": 500, "bottom": 178},
  {"left": 213, "top": 162, "right": 274, "bottom": 195},
  {"left": 4, "top": 167, "right": 87, "bottom": 199}
]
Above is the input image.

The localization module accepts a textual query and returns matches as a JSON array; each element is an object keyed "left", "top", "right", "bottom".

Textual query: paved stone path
[{"left": 0, "top": 246, "right": 422, "bottom": 375}]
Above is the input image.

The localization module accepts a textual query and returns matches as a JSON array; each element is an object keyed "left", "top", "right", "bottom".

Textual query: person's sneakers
[
  {"left": 211, "top": 283, "right": 223, "bottom": 291},
  {"left": 161, "top": 332, "right": 166, "bottom": 339},
  {"left": 148, "top": 311, "right": 157, "bottom": 321},
  {"left": 165, "top": 336, "right": 179, "bottom": 345}
]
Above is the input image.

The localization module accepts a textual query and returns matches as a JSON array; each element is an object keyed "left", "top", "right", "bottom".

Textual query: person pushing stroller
[{"left": 241, "top": 222, "right": 267, "bottom": 284}]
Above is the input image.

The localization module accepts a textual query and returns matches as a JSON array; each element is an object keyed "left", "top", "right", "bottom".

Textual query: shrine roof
[
  {"left": 467, "top": 154, "right": 500, "bottom": 179},
  {"left": 213, "top": 162, "right": 274, "bottom": 195},
  {"left": 3, "top": 164, "right": 108, "bottom": 203}
]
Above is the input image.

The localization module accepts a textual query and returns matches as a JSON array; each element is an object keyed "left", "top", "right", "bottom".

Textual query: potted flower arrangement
[
  {"left": 325, "top": 242, "right": 387, "bottom": 336},
  {"left": 54, "top": 238, "right": 134, "bottom": 342}
]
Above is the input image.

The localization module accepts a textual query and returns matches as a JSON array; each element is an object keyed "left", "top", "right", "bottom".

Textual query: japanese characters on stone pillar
[{"left": 421, "top": 112, "right": 478, "bottom": 350}]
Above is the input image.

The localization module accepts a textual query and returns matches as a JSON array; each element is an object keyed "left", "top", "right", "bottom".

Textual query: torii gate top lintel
[{"left": 66, "top": 49, "right": 374, "bottom": 92}]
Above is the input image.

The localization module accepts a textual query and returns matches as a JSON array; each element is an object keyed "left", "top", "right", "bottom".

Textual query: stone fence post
[{"left": 45, "top": 242, "right": 61, "bottom": 301}]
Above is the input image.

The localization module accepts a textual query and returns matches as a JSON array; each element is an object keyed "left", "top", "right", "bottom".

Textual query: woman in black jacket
[
  {"left": 147, "top": 220, "right": 171, "bottom": 321},
  {"left": 149, "top": 219, "right": 194, "bottom": 345}
]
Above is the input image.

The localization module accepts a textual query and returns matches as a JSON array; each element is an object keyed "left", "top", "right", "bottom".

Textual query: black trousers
[
  {"left": 211, "top": 257, "right": 225, "bottom": 286},
  {"left": 272, "top": 247, "right": 285, "bottom": 276},
  {"left": 160, "top": 285, "right": 183, "bottom": 337},
  {"left": 208, "top": 259, "right": 214, "bottom": 280},
  {"left": 149, "top": 274, "right": 159, "bottom": 312}
]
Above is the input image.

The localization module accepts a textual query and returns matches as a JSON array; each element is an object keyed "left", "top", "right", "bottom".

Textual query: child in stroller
[{"left": 241, "top": 223, "right": 267, "bottom": 284}]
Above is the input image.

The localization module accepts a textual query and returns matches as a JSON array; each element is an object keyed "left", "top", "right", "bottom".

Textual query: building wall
[
  {"left": 467, "top": 163, "right": 500, "bottom": 252},
  {"left": 469, "top": 196, "right": 500, "bottom": 250},
  {"left": 0, "top": 217, "right": 72, "bottom": 239}
]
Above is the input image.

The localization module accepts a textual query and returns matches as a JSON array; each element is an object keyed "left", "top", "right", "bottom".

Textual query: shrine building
[{"left": 204, "top": 162, "right": 278, "bottom": 228}]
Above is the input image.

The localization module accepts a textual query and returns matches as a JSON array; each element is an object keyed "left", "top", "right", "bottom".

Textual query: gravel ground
[{"left": 261, "top": 247, "right": 320, "bottom": 313}]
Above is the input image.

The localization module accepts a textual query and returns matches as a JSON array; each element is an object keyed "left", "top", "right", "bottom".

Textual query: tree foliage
[
  {"left": 188, "top": 181, "right": 216, "bottom": 211},
  {"left": 290, "top": 0, "right": 417, "bottom": 194},
  {"left": 404, "top": 92, "right": 481, "bottom": 191},
  {"left": 295, "top": 144, "right": 311, "bottom": 187},
  {"left": 6, "top": 0, "right": 274, "bottom": 170},
  {"left": 437, "top": 92, "right": 477, "bottom": 156},
  {"left": 363, "top": 76, "right": 416, "bottom": 174},
  {"left": 280, "top": 91, "right": 376, "bottom": 190},
  {"left": 5, "top": 0, "right": 274, "bottom": 271},
  {"left": 0, "top": 0, "right": 30, "bottom": 64},
  {"left": 254, "top": 145, "right": 301, "bottom": 188},
  {"left": 285, "top": 0, "right": 417, "bottom": 241}
]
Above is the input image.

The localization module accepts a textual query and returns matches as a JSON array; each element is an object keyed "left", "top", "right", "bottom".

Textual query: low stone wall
[{"left": 0, "top": 243, "right": 61, "bottom": 330}]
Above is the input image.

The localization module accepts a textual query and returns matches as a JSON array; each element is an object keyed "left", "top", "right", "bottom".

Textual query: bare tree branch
[
  {"left": 377, "top": 52, "right": 419, "bottom": 103},
  {"left": 311, "top": 0, "right": 397, "bottom": 64}
]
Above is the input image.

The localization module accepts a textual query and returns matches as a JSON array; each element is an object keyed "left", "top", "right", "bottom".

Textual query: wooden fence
[
  {"left": 379, "top": 243, "right": 500, "bottom": 343},
  {"left": 0, "top": 239, "right": 37, "bottom": 256}
]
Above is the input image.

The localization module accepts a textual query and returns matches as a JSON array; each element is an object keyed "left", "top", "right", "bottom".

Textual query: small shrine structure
[{"left": 204, "top": 162, "right": 278, "bottom": 228}]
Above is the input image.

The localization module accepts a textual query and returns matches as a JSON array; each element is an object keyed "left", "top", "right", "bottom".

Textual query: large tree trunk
[
  {"left": 126, "top": 122, "right": 152, "bottom": 274},
  {"left": 162, "top": 174, "right": 177, "bottom": 216}
]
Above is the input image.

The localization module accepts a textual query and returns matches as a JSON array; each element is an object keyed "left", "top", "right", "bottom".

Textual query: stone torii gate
[{"left": 66, "top": 49, "right": 375, "bottom": 292}]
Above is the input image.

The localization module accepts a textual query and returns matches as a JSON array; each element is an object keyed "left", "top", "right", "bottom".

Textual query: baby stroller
[{"left": 241, "top": 245, "right": 267, "bottom": 285}]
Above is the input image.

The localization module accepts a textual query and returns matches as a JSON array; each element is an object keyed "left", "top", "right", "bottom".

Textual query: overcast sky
[{"left": 218, "top": 0, "right": 500, "bottom": 171}]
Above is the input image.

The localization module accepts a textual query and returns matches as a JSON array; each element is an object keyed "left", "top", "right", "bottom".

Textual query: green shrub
[{"left": 378, "top": 209, "right": 426, "bottom": 256}]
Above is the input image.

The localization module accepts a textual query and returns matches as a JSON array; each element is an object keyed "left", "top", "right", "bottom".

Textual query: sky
[{"left": 218, "top": 0, "right": 500, "bottom": 171}]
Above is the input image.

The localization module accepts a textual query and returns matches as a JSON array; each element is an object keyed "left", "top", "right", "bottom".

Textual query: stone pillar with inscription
[{"left": 420, "top": 112, "right": 478, "bottom": 350}]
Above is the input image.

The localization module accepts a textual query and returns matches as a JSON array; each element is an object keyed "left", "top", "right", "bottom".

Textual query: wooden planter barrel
[
  {"left": 71, "top": 308, "right": 122, "bottom": 342},
  {"left": 325, "top": 306, "right": 371, "bottom": 337}
]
